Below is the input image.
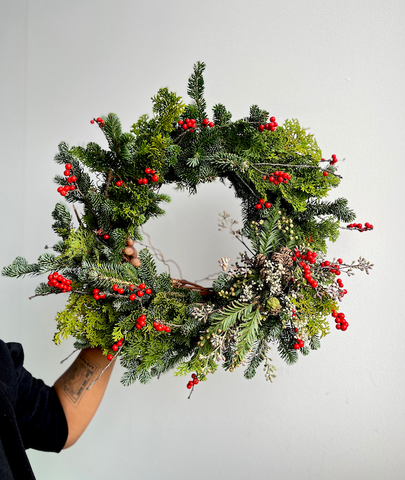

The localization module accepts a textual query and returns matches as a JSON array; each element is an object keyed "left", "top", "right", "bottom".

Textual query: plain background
[{"left": 1, "top": 1, "right": 404, "bottom": 479}]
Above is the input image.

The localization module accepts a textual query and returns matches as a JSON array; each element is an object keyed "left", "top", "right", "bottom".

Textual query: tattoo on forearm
[{"left": 60, "top": 355, "right": 97, "bottom": 406}]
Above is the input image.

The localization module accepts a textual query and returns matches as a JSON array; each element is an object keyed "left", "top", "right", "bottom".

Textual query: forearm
[{"left": 54, "top": 348, "right": 115, "bottom": 448}]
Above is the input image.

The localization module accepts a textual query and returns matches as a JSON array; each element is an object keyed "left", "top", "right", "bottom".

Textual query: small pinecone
[
  {"left": 252, "top": 254, "right": 269, "bottom": 280},
  {"left": 271, "top": 247, "right": 294, "bottom": 269},
  {"left": 253, "top": 254, "right": 268, "bottom": 270},
  {"left": 271, "top": 247, "right": 293, "bottom": 283}
]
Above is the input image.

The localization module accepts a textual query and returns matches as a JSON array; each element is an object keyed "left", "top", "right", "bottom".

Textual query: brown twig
[
  {"left": 140, "top": 227, "right": 183, "bottom": 278},
  {"left": 104, "top": 169, "right": 114, "bottom": 198},
  {"left": 171, "top": 279, "right": 214, "bottom": 296},
  {"left": 72, "top": 204, "right": 82, "bottom": 226}
]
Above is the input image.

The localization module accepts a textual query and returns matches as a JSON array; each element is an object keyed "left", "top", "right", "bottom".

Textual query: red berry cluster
[
  {"left": 258, "top": 116, "right": 278, "bottom": 132},
  {"left": 255, "top": 198, "right": 272, "bottom": 210},
  {"left": 186, "top": 373, "right": 199, "bottom": 389},
  {"left": 346, "top": 222, "right": 373, "bottom": 232},
  {"left": 336, "top": 277, "right": 347, "bottom": 297},
  {"left": 292, "top": 249, "right": 318, "bottom": 288},
  {"left": 107, "top": 337, "right": 124, "bottom": 361},
  {"left": 136, "top": 315, "right": 147, "bottom": 329},
  {"left": 332, "top": 310, "right": 349, "bottom": 331},
  {"left": 47, "top": 272, "right": 72, "bottom": 292},
  {"left": 262, "top": 171, "right": 291, "bottom": 186},
  {"left": 293, "top": 336, "right": 305, "bottom": 350},
  {"left": 57, "top": 163, "right": 76, "bottom": 196},
  {"left": 178, "top": 118, "right": 214, "bottom": 131},
  {"left": 90, "top": 117, "right": 105, "bottom": 126},
  {"left": 202, "top": 118, "right": 215, "bottom": 128},
  {"left": 92, "top": 288, "right": 106, "bottom": 300},
  {"left": 96, "top": 229, "right": 110, "bottom": 240},
  {"left": 153, "top": 321, "right": 171, "bottom": 333},
  {"left": 138, "top": 168, "right": 159, "bottom": 185},
  {"left": 128, "top": 283, "right": 152, "bottom": 300},
  {"left": 321, "top": 154, "right": 338, "bottom": 166},
  {"left": 320, "top": 258, "right": 343, "bottom": 276}
]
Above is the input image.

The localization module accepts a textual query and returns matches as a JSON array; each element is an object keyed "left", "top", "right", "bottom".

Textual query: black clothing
[{"left": 0, "top": 340, "right": 68, "bottom": 479}]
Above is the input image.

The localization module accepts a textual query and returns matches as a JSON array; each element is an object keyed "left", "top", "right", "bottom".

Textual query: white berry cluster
[{"left": 263, "top": 260, "right": 285, "bottom": 296}]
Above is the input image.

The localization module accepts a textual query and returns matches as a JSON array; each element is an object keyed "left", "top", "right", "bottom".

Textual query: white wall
[{"left": 1, "top": 1, "right": 404, "bottom": 479}]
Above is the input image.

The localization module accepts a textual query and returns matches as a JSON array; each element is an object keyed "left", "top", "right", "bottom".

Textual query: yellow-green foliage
[
  {"left": 54, "top": 292, "right": 120, "bottom": 348},
  {"left": 279, "top": 119, "right": 322, "bottom": 160},
  {"left": 291, "top": 287, "right": 337, "bottom": 338},
  {"left": 152, "top": 290, "right": 189, "bottom": 324},
  {"left": 59, "top": 227, "right": 101, "bottom": 265}
]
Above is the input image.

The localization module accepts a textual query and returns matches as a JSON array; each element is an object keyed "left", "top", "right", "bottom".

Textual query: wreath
[{"left": 2, "top": 62, "right": 373, "bottom": 392}]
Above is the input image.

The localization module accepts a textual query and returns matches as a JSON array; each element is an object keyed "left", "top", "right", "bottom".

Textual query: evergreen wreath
[{"left": 2, "top": 62, "right": 374, "bottom": 391}]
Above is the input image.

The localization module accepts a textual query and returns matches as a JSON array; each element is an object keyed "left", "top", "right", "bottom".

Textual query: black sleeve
[{"left": 5, "top": 342, "right": 69, "bottom": 452}]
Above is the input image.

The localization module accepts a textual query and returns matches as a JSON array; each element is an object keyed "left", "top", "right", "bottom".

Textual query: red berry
[
  {"left": 60, "top": 191, "right": 67, "bottom": 196},
  {"left": 137, "top": 319, "right": 145, "bottom": 327},
  {"left": 136, "top": 324, "right": 142, "bottom": 329},
  {"left": 145, "top": 168, "right": 151, "bottom": 174},
  {"left": 139, "top": 315, "right": 146, "bottom": 321},
  {"left": 336, "top": 324, "right": 341, "bottom": 330},
  {"left": 93, "top": 289, "right": 100, "bottom": 294},
  {"left": 337, "top": 258, "right": 343, "bottom": 264},
  {"left": 203, "top": 118, "right": 209, "bottom": 125},
  {"left": 107, "top": 354, "right": 114, "bottom": 361},
  {"left": 193, "top": 378, "right": 199, "bottom": 385},
  {"left": 157, "top": 324, "right": 164, "bottom": 331},
  {"left": 96, "top": 117, "right": 102, "bottom": 122},
  {"left": 112, "top": 284, "right": 119, "bottom": 291},
  {"left": 298, "top": 340, "right": 304, "bottom": 348},
  {"left": 209, "top": 122, "right": 214, "bottom": 127},
  {"left": 138, "top": 179, "right": 143, "bottom": 185},
  {"left": 103, "top": 234, "right": 110, "bottom": 240},
  {"left": 255, "top": 204, "right": 262, "bottom": 210},
  {"left": 137, "top": 291, "right": 144, "bottom": 297},
  {"left": 293, "top": 343, "right": 300, "bottom": 350},
  {"left": 269, "top": 176, "right": 275, "bottom": 183},
  {"left": 259, "top": 198, "right": 265, "bottom": 204},
  {"left": 323, "top": 171, "right": 328, "bottom": 176},
  {"left": 165, "top": 326, "right": 171, "bottom": 333},
  {"left": 64, "top": 170, "right": 71, "bottom": 176},
  {"left": 182, "top": 124, "right": 188, "bottom": 130},
  {"left": 265, "top": 202, "right": 271, "bottom": 209},
  {"left": 145, "top": 288, "right": 152, "bottom": 295},
  {"left": 65, "top": 163, "right": 72, "bottom": 170},
  {"left": 187, "top": 384, "right": 192, "bottom": 389},
  {"left": 139, "top": 284, "right": 146, "bottom": 290},
  {"left": 57, "top": 186, "right": 63, "bottom": 192},
  {"left": 151, "top": 175, "right": 159, "bottom": 182},
  {"left": 270, "top": 116, "right": 276, "bottom": 122},
  {"left": 116, "top": 180, "right": 123, "bottom": 186},
  {"left": 258, "top": 125, "right": 265, "bottom": 132},
  {"left": 118, "top": 288, "right": 125, "bottom": 294},
  {"left": 70, "top": 185, "right": 75, "bottom": 191},
  {"left": 142, "top": 178, "right": 148, "bottom": 185},
  {"left": 262, "top": 176, "right": 267, "bottom": 180},
  {"left": 129, "top": 285, "right": 135, "bottom": 291},
  {"left": 191, "top": 373, "right": 196, "bottom": 379},
  {"left": 112, "top": 344, "right": 119, "bottom": 351},
  {"left": 90, "top": 120, "right": 95, "bottom": 124},
  {"left": 129, "top": 294, "right": 136, "bottom": 301},
  {"left": 274, "top": 181, "right": 279, "bottom": 186},
  {"left": 178, "top": 120, "right": 183, "bottom": 125},
  {"left": 117, "top": 341, "right": 123, "bottom": 347}
]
